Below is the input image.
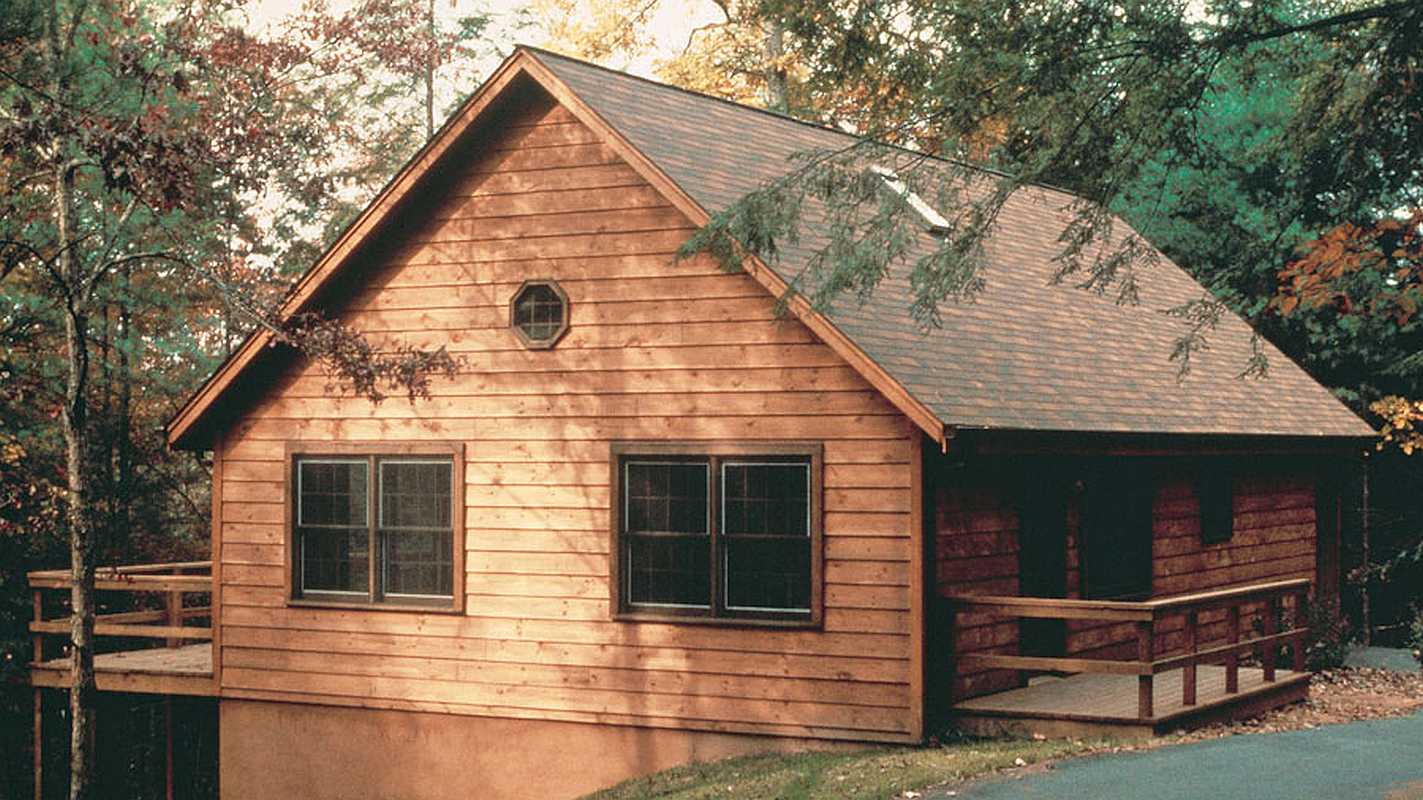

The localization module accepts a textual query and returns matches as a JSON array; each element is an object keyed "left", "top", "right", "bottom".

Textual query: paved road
[{"left": 946, "top": 712, "right": 1423, "bottom": 800}]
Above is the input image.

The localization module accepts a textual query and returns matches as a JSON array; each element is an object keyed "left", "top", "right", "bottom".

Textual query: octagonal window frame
[{"left": 509, "top": 279, "right": 570, "bottom": 350}]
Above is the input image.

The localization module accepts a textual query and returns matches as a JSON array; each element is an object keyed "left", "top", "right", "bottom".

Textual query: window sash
[
  {"left": 296, "top": 458, "right": 369, "bottom": 529},
  {"left": 294, "top": 454, "right": 455, "bottom": 606},
  {"left": 616, "top": 450, "right": 817, "bottom": 622}
]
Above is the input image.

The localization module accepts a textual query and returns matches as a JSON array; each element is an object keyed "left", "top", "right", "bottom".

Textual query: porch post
[
  {"left": 1225, "top": 605, "right": 1240, "bottom": 693},
  {"left": 32, "top": 589, "right": 43, "bottom": 800},
  {"left": 1262, "top": 597, "right": 1278, "bottom": 682},
  {"left": 1135, "top": 620, "right": 1154, "bottom": 720},
  {"left": 32, "top": 589, "right": 44, "bottom": 665},
  {"left": 165, "top": 591, "right": 182, "bottom": 649},
  {"left": 1182, "top": 610, "right": 1197, "bottom": 706}
]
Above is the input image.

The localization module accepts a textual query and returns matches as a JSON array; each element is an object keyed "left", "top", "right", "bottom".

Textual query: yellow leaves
[
  {"left": 1371, "top": 395, "right": 1423, "bottom": 454},
  {"left": 0, "top": 439, "right": 24, "bottom": 467}
]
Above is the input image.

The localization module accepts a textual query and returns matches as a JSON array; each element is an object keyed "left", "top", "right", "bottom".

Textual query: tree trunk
[
  {"left": 115, "top": 263, "right": 134, "bottom": 554},
  {"left": 764, "top": 19, "right": 788, "bottom": 113},
  {"left": 56, "top": 160, "right": 98, "bottom": 800},
  {"left": 43, "top": 1, "right": 98, "bottom": 793},
  {"left": 425, "top": 0, "right": 436, "bottom": 140}
]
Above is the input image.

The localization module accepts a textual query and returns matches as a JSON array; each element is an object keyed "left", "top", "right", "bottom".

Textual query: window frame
[
  {"left": 285, "top": 442, "right": 465, "bottom": 613},
  {"left": 609, "top": 442, "right": 823, "bottom": 629},
  {"left": 509, "top": 279, "right": 570, "bottom": 350}
]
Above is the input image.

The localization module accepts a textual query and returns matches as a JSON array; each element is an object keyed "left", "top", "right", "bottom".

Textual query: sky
[{"left": 245, "top": 0, "right": 719, "bottom": 80}]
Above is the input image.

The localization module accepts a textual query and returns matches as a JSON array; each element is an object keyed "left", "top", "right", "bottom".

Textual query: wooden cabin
[{"left": 28, "top": 47, "right": 1372, "bottom": 800}]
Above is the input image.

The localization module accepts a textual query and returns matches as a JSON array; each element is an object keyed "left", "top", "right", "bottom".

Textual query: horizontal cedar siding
[
  {"left": 215, "top": 88, "right": 918, "bottom": 743},
  {"left": 936, "top": 465, "right": 1316, "bottom": 701},
  {"left": 1064, "top": 474, "right": 1317, "bottom": 661}
]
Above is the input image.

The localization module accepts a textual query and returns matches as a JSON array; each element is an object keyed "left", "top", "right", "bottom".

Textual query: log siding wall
[
  {"left": 937, "top": 462, "right": 1317, "bottom": 701},
  {"left": 213, "top": 88, "right": 921, "bottom": 743}
]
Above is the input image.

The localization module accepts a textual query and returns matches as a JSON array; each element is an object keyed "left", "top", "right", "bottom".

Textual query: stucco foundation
[{"left": 219, "top": 699, "right": 854, "bottom": 800}]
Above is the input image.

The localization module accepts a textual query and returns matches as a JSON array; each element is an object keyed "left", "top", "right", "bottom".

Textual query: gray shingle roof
[{"left": 533, "top": 48, "right": 1373, "bottom": 439}]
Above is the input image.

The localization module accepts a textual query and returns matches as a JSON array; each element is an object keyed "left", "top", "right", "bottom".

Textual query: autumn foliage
[
  {"left": 1276, "top": 211, "right": 1423, "bottom": 325},
  {"left": 1274, "top": 212, "right": 1423, "bottom": 451}
]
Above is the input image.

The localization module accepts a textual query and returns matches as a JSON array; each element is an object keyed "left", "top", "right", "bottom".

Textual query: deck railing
[
  {"left": 944, "top": 578, "right": 1311, "bottom": 720},
  {"left": 28, "top": 561, "right": 213, "bottom": 664}
]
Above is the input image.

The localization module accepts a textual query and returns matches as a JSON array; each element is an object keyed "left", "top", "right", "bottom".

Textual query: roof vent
[{"left": 870, "top": 165, "right": 951, "bottom": 234}]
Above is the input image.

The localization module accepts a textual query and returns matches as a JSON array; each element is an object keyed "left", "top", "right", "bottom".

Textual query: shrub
[
  {"left": 1302, "top": 603, "right": 1354, "bottom": 672},
  {"left": 1408, "top": 607, "right": 1423, "bottom": 670}
]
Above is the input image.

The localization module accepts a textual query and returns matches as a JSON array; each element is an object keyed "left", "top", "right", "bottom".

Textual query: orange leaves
[{"left": 1274, "top": 210, "right": 1423, "bottom": 324}]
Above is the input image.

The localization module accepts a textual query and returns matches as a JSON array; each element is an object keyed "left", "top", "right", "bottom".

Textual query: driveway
[{"left": 946, "top": 712, "right": 1423, "bottom": 800}]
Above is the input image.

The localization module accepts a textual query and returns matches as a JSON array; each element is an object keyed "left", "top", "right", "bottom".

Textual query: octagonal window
[{"left": 510, "top": 280, "right": 569, "bottom": 349}]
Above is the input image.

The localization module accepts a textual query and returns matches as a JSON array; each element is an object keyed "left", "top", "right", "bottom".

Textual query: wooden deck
[
  {"left": 31, "top": 644, "right": 216, "bottom": 697},
  {"left": 952, "top": 665, "right": 1311, "bottom": 739}
]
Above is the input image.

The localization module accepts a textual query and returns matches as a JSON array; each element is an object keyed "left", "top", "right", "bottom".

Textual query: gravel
[{"left": 1166, "top": 666, "right": 1423, "bottom": 742}]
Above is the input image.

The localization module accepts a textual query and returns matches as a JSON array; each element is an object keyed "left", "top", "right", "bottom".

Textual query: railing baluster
[
  {"left": 1225, "top": 604, "right": 1240, "bottom": 694},
  {"left": 1137, "top": 620, "right": 1154, "bottom": 720},
  {"left": 1182, "top": 609, "right": 1198, "bottom": 706},
  {"left": 1292, "top": 589, "right": 1309, "bottom": 673},
  {"left": 1262, "top": 596, "right": 1278, "bottom": 682}
]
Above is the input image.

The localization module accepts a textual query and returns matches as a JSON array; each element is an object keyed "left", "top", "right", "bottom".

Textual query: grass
[{"left": 582, "top": 735, "right": 1104, "bottom": 800}]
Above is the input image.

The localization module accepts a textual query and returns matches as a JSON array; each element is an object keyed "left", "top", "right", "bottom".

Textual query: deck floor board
[
  {"left": 31, "top": 644, "right": 215, "bottom": 696},
  {"left": 953, "top": 665, "right": 1308, "bottom": 725}
]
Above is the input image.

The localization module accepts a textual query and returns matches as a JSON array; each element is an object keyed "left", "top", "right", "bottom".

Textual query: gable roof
[{"left": 167, "top": 46, "right": 1373, "bottom": 450}]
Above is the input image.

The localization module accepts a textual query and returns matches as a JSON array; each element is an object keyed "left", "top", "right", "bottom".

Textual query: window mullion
[
  {"left": 369, "top": 455, "right": 379, "bottom": 604},
  {"left": 709, "top": 456, "right": 721, "bottom": 618}
]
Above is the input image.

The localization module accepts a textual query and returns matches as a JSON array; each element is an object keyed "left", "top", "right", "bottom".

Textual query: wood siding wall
[
  {"left": 213, "top": 88, "right": 922, "bottom": 743},
  {"left": 936, "top": 462, "right": 1317, "bottom": 701}
]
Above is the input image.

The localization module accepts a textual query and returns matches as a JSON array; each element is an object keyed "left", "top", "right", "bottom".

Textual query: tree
[
  {"left": 531, "top": 0, "right": 806, "bottom": 111},
  {"left": 679, "top": 0, "right": 1422, "bottom": 363},
  {"left": 0, "top": 1, "right": 471, "bottom": 795}
]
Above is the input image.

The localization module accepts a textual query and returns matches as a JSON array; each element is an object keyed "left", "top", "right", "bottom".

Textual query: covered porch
[{"left": 943, "top": 579, "right": 1313, "bottom": 738}]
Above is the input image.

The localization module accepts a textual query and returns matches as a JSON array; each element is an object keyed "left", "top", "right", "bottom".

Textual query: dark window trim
[
  {"left": 510, "top": 279, "right": 569, "bottom": 349},
  {"left": 285, "top": 442, "right": 465, "bottom": 613},
  {"left": 609, "top": 441, "right": 824, "bottom": 629},
  {"left": 1198, "top": 461, "right": 1235, "bottom": 546}
]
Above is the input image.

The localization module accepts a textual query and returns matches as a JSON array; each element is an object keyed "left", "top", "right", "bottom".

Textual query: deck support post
[
  {"left": 165, "top": 697, "right": 174, "bottom": 800},
  {"left": 32, "top": 688, "right": 42, "bottom": 800},
  {"left": 1135, "top": 620, "right": 1154, "bottom": 720},
  {"left": 1262, "top": 598, "right": 1278, "bottom": 682},
  {"left": 1182, "top": 610, "right": 1198, "bottom": 706},
  {"left": 1292, "top": 590, "right": 1309, "bottom": 673},
  {"left": 1225, "top": 605, "right": 1240, "bottom": 694}
]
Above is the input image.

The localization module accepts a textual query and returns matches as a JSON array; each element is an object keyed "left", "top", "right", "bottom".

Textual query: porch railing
[
  {"left": 28, "top": 561, "right": 213, "bottom": 664},
  {"left": 944, "top": 578, "right": 1311, "bottom": 720}
]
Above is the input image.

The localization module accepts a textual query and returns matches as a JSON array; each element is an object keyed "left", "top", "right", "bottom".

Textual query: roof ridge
[
  {"left": 515, "top": 44, "right": 862, "bottom": 143},
  {"left": 515, "top": 44, "right": 1092, "bottom": 202}
]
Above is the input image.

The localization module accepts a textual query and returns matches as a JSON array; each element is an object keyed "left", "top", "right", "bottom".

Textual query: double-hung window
[
  {"left": 290, "top": 445, "right": 462, "bottom": 610},
  {"left": 611, "top": 443, "right": 822, "bottom": 626}
]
